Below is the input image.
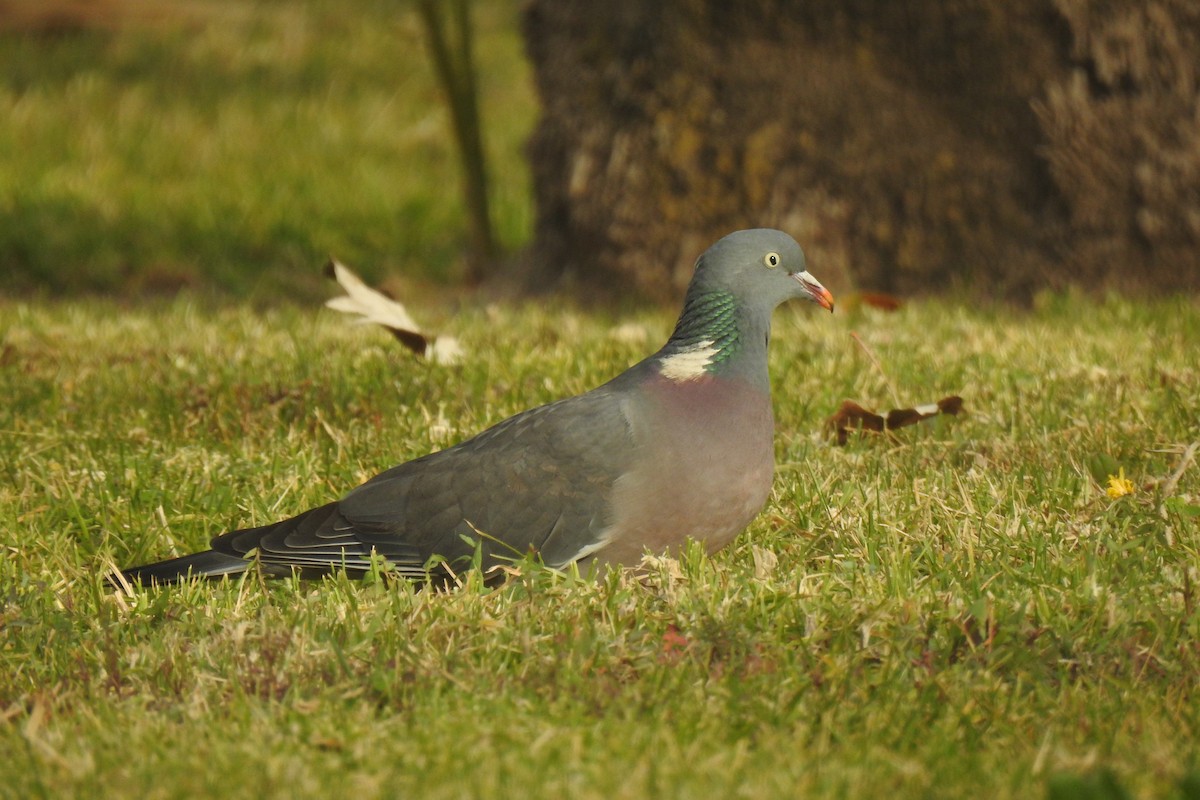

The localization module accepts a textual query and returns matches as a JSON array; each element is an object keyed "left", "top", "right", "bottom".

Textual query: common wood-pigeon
[{"left": 119, "top": 229, "right": 834, "bottom": 586}]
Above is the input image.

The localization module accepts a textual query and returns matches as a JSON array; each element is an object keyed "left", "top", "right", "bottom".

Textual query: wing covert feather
[{"left": 209, "top": 388, "right": 636, "bottom": 576}]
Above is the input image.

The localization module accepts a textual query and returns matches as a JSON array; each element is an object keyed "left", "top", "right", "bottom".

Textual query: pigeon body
[{"left": 119, "top": 229, "right": 833, "bottom": 586}]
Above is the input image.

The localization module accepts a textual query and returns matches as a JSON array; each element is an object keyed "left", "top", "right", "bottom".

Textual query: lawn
[
  {"left": 0, "top": 0, "right": 535, "bottom": 296},
  {"left": 3, "top": 2, "right": 1199, "bottom": 797},
  {"left": 2, "top": 292, "right": 1198, "bottom": 798}
]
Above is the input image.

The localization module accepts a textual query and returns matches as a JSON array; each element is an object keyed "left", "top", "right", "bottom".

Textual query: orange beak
[{"left": 792, "top": 271, "right": 835, "bottom": 312}]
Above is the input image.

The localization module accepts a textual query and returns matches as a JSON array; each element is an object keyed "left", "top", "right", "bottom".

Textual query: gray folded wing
[{"left": 210, "top": 388, "right": 635, "bottom": 578}]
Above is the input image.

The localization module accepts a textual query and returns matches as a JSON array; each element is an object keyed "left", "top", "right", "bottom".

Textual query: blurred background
[{"left": 1, "top": 0, "right": 1198, "bottom": 302}]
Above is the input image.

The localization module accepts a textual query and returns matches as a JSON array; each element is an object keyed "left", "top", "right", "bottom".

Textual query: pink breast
[{"left": 595, "top": 375, "right": 776, "bottom": 566}]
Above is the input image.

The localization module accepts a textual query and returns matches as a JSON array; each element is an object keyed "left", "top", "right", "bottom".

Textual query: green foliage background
[{"left": 0, "top": 0, "right": 535, "bottom": 297}]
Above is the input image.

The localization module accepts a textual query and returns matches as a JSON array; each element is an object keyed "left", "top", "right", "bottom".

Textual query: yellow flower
[{"left": 1106, "top": 468, "right": 1135, "bottom": 499}]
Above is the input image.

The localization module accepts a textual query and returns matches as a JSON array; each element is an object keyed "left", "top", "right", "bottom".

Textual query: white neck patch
[{"left": 659, "top": 339, "right": 719, "bottom": 381}]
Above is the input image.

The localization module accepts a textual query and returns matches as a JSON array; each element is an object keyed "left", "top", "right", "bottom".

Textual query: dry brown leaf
[
  {"left": 826, "top": 396, "right": 964, "bottom": 445},
  {"left": 324, "top": 259, "right": 464, "bottom": 364}
]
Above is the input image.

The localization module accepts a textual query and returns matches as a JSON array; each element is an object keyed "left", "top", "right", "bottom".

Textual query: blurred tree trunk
[
  {"left": 415, "top": 0, "right": 495, "bottom": 281},
  {"left": 521, "top": 0, "right": 1200, "bottom": 300}
]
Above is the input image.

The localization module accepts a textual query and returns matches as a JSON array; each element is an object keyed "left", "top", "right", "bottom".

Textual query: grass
[
  {"left": 2, "top": 292, "right": 1199, "bottom": 798},
  {"left": 0, "top": 0, "right": 535, "bottom": 296}
]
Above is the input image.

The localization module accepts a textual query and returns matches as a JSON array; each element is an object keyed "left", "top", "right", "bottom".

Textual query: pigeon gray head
[
  {"left": 687, "top": 228, "right": 834, "bottom": 314},
  {"left": 654, "top": 229, "right": 833, "bottom": 388}
]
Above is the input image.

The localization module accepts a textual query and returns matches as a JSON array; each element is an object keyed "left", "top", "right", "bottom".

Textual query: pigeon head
[
  {"left": 689, "top": 229, "right": 834, "bottom": 314},
  {"left": 656, "top": 229, "right": 833, "bottom": 385}
]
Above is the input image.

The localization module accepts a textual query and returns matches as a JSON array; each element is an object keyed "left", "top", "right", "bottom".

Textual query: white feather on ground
[{"left": 324, "top": 260, "right": 464, "bottom": 365}]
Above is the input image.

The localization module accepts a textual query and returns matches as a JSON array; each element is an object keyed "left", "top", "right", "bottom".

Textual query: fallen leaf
[
  {"left": 827, "top": 401, "right": 887, "bottom": 443},
  {"left": 324, "top": 259, "right": 464, "bottom": 364},
  {"left": 857, "top": 292, "right": 903, "bottom": 311},
  {"left": 826, "top": 396, "right": 964, "bottom": 445},
  {"left": 841, "top": 292, "right": 904, "bottom": 313}
]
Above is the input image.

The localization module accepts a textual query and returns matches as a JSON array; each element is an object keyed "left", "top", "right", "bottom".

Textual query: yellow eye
[{"left": 764, "top": 252, "right": 780, "bottom": 268}]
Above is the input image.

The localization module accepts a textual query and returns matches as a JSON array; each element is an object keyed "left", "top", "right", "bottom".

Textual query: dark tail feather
[{"left": 115, "top": 550, "right": 250, "bottom": 588}]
